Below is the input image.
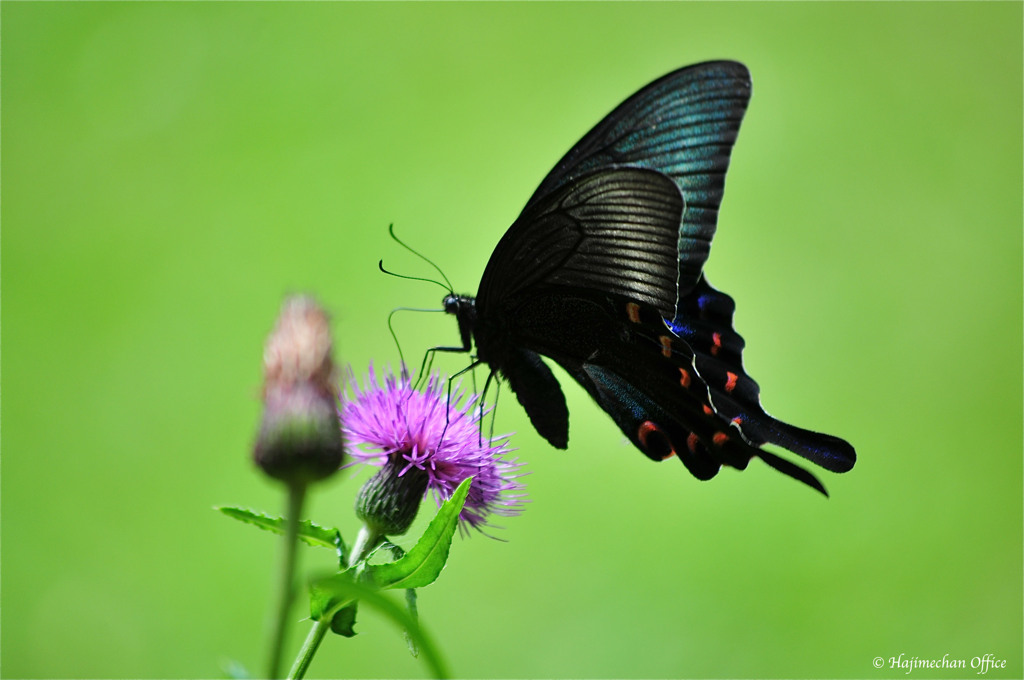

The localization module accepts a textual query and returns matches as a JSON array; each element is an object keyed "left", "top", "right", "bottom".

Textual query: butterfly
[{"left": 439, "top": 60, "right": 855, "bottom": 494}]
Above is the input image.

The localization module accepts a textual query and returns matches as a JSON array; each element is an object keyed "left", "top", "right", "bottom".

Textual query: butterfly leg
[
  {"left": 437, "top": 358, "right": 484, "bottom": 446},
  {"left": 472, "top": 368, "right": 506, "bottom": 447},
  {"left": 487, "top": 378, "right": 502, "bottom": 444},
  {"left": 415, "top": 343, "right": 472, "bottom": 391}
]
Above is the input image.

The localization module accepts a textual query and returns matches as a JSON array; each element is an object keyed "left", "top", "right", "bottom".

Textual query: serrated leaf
[
  {"left": 309, "top": 573, "right": 448, "bottom": 678},
  {"left": 363, "top": 477, "right": 471, "bottom": 591},
  {"left": 217, "top": 506, "right": 347, "bottom": 563}
]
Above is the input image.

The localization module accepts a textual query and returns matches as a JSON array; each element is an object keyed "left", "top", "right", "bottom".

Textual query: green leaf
[
  {"left": 381, "top": 540, "right": 406, "bottom": 561},
  {"left": 363, "top": 477, "right": 471, "bottom": 590},
  {"left": 403, "top": 588, "right": 419, "bottom": 658},
  {"left": 329, "top": 602, "right": 358, "bottom": 637},
  {"left": 309, "top": 570, "right": 358, "bottom": 622},
  {"left": 216, "top": 506, "right": 347, "bottom": 564},
  {"left": 309, "top": 573, "right": 449, "bottom": 678}
]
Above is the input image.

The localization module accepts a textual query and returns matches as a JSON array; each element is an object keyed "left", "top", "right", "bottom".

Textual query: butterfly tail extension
[
  {"left": 756, "top": 449, "right": 829, "bottom": 496},
  {"left": 744, "top": 419, "right": 856, "bottom": 474}
]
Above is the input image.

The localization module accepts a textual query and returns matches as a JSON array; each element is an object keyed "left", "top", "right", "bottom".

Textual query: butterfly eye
[{"left": 443, "top": 294, "right": 460, "bottom": 314}]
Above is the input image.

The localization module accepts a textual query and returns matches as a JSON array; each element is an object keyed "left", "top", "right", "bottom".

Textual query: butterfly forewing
[
  {"left": 524, "top": 61, "right": 752, "bottom": 298},
  {"left": 478, "top": 167, "right": 684, "bottom": 320}
]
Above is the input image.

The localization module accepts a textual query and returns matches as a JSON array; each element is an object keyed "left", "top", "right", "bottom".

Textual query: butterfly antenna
[
  {"left": 385, "top": 223, "right": 455, "bottom": 293},
  {"left": 378, "top": 260, "right": 452, "bottom": 293},
  {"left": 386, "top": 307, "right": 409, "bottom": 376}
]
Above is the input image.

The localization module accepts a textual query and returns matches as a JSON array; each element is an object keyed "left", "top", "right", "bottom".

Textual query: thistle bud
[
  {"left": 354, "top": 456, "right": 429, "bottom": 537},
  {"left": 254, "top": 296, "right": 344, "bottom": 485}
]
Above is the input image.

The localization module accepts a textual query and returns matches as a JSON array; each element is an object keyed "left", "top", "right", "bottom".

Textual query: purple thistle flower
[{"left": 341, "top": 364, "right": 526, "bottom": 534}]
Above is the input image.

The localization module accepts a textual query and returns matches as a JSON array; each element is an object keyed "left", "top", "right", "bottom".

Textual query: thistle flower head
[{"left": 341, "top": 365, "right": 525, "bottom": 535}]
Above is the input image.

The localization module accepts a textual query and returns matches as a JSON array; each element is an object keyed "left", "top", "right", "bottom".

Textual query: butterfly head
[
  {"left": 444, "top": 293, "right": 477, "bottom": 351},
  {"left": 443, "top": 293, "right": 476, "bottom": 318}
]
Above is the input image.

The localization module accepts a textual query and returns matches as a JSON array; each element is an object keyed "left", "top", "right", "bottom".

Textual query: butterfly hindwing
[
  {"left": 578, "top": 362, "right": 725, "bottom": 481},
  {"left": 568, "top": 293, "right": 833, "bottom": 493},
  {"left": 672, "top": 277, "right": 856, "bottom": 473},
  {"left": 492, "top": 287, "right": 753, "bottom": 481}
]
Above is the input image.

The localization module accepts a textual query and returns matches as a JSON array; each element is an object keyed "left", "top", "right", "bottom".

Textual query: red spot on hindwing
[
  {"left": 711, "top": 332, "right": 722, "bottom": 356},
  {"left": 686, "top": 432, "right": 700, "bottom": 454},
  {"left": 679, "top": 367, "right": 691, "bottom": 388},
  {"left": 725, "top": 371, "right": 738, "bottom": 393},
  {"left": 712, "top": 431, "right": 729, "bottom": 446},
  {"left": 638, "top": 421, "right": 675, "bottom": 460},
  {"left": 702, "top": 404, "right": 714, "bottom": 415},
  {"left": 659, "top": 335, "right": 672, "bottom": 358},
  {"left": 626, "top": 302, "right": 641, "bottom": 323}
]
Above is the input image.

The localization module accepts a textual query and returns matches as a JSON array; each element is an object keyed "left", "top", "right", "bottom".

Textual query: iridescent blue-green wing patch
[{"left": 524, "top": 61, "right": 751, "bottom": 298}]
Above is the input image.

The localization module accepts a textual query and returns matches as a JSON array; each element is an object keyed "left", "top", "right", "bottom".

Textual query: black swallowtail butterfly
[{"left": 439, "top": 61, "right": 855, "bottom": 494}]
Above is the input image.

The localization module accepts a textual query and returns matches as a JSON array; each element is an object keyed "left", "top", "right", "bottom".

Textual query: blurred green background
[{"left": 2, "top": 2, "right": 1021, "bottom": 678}]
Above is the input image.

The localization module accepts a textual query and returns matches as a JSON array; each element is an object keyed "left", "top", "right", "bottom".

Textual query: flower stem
[
  {"left": 267, "top": 481, "right": 307, "bottom": 678},
  {"left": 349, "top": 524, "right": 384, "bottom": 566},
  {"left": 288, "top": 618, "right": 330, "bottom": 680},
  {"left": 282, "top": 524, "right": 383, "bottom": 678}
]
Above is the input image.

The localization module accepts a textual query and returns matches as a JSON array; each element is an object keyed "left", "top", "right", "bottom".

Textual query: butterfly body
[{"left": 442, "top": 61, "right": 855, "bottom": 493}]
